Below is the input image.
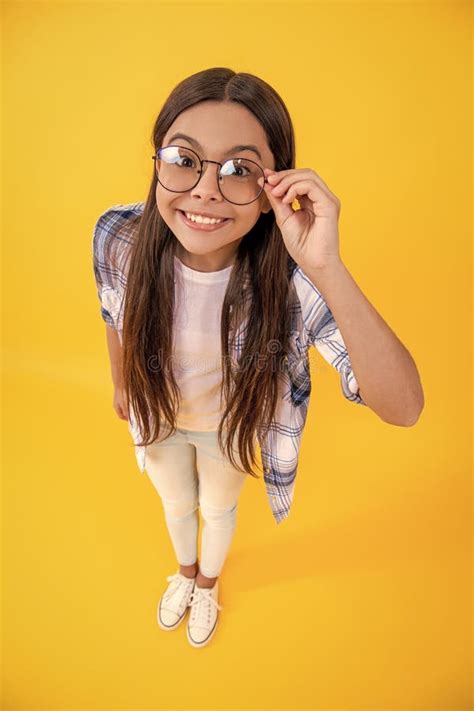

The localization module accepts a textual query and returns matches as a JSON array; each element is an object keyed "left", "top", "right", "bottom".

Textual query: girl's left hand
[{"left": 258, "top": 167, "right": 343, "bottom": 272}]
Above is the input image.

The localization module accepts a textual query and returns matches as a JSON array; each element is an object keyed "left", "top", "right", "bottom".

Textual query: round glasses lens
[
  {"left": 156, "top": 146, "right": 264, "bottom": 204},
  {"left": 219, "top": 157, "right": 264, "bottom": 204}
]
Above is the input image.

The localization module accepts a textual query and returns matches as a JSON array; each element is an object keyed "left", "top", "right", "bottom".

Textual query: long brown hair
[{"left": 116, "top": 67, "right": 297, "bottom": 479}]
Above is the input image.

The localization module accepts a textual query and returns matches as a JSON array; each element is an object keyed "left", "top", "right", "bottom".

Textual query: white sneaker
[
  {"left": 157, "top": 571, "right": 196, "bottom": 631},
  {"left": 186, "top": 579, "right": 223, "bottom": 648}
]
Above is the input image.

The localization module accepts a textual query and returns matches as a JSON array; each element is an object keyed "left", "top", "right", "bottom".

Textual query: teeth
[{"left": 184, "top": 211, "right": 225, "bottom": 225}]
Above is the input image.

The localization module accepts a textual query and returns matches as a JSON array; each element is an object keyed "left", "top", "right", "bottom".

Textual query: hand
[
  {"left": 258, "top": 167, "right": 343, "bottom": 272},
  {"left": 113, "top": 385, "right": 129, "bottom": 420}
]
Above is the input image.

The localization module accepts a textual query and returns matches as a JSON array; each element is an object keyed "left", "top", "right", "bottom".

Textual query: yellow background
[{"left": 2, "top": 0, "right": 471, "bottom": 709}]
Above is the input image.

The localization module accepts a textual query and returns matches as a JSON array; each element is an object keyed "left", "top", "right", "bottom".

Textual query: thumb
[{"left": 258, "top": 172, "right": 294, "bottom": 227}]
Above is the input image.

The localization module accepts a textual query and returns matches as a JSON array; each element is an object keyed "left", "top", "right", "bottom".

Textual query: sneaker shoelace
[
  {"left": 188, "top": 586, "right": 223, "bottom": 627},
  {"left": 162, "top": 573, "right": 194, "bottom": 611}
]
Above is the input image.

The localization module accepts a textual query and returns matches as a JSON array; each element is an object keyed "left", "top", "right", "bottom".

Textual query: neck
[{"left": 175, "top": 242, "right": 238, "bottom": 272}]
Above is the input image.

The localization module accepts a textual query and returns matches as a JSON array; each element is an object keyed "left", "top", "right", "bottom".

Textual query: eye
[
  {"left": 221, "top": 159, "right": 253, "bottom": 178},
  {"left": 234, "top": 165, "right": 251, "bottom": 177},
  {"left": 159, "top": 146, "right": 198, "bottom": 169},
  {"left": 177, "top": 156, "right": 195, "bottom": 168}
]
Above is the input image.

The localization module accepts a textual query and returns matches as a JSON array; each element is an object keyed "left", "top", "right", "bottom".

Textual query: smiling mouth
[{"left": 176, "top": 210, "right": 233, "bottom": 230}]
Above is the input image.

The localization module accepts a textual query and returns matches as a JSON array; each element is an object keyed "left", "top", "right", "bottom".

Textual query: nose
[{"left": 190, "top": 161, "right": 224, "bottom": 202}]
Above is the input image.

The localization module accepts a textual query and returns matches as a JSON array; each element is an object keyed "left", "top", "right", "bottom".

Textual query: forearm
[
  {"left": 305, "top": 259, "right": 424, "bottom": 426},
  {"left": 105, "top": 324, "right": 124, "bottom": 388}
]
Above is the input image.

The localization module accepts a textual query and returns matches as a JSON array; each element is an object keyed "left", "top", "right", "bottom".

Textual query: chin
[{"left": 177, "top": 242, "right": 221, "bottom": 256}]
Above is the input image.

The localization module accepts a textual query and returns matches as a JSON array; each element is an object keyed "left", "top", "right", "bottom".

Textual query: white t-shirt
[{"left": 172, "top": 254, "right": 234, "bottom": 430}]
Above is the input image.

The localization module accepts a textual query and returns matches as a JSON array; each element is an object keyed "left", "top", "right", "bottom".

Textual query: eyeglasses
[{"left": 151, "top": 145, "right": 269, "bottom": 206}]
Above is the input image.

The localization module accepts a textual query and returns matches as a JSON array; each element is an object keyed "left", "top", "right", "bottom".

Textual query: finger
[
  {"left": 270, "top": 173, "right": 319, "bottom": 197},
  {"left": 302, "top": 170, "right": 340, "bottom": 205},
  {"left": 258, "top": 175, "right": 294, "bottom": 224},
  {"left": 279, "top": 180, "right": 318, "bottom": 206},
  {"left": 266, "top": 168, "right": 299, "bottom": 184},
  {"left": 266, "top": 168, "right": 312, "bottom": 188},
  {"left": 310, "top": 170, "right": 340, "bottom": 202},
  {"left": 275, "top": 176, "right": 338, "bottom": 209},
  {"left": 284, "top": 182, "right": 340, "bottom": 221},
  {"left": 270, "top": 169, "right": 338, "bottom": 204},
  {"left": 271, "top": 179, "right": 320, "bottom": 213}
]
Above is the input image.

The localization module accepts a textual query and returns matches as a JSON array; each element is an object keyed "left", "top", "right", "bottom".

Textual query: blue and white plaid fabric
[{"left": 92, "top": 202, "right": 367, "bottom": 524}]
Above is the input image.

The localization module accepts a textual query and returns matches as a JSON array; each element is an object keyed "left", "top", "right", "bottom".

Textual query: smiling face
[{"left": 156, "top": 101, "right": 275, "bottom": 272}]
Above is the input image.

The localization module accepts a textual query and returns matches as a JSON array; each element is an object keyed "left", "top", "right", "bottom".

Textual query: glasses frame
[{"left": 151, "top": 144, "right": 269, "bottom": 206}]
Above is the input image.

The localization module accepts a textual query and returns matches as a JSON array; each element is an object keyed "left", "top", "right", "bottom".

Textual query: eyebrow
[{"left": 167, "top": 132, "right": 263, "bottom": 162}]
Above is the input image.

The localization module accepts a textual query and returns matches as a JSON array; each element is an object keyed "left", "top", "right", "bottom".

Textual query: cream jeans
[{"left": 144, "top": 427, "right": 250, "bottom": 578}]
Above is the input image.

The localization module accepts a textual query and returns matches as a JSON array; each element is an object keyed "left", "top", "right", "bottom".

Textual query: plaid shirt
[{"left": 92, "top": 202, "right": 367, "bottom": 524}]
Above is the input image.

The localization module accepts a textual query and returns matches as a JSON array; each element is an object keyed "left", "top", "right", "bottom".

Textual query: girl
[{"left": 92, "top": 67, "right": 424, "bottom": 649}]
